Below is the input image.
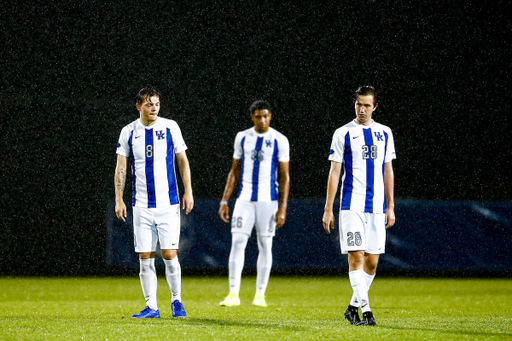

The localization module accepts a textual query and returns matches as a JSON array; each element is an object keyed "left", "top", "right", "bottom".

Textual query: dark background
[{"left": 1, "top": 0, "right": 510, "bottom": 276}]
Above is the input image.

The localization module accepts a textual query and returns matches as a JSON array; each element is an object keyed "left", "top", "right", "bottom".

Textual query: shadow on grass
[{"left": 179, "top": 317, "right": 308, "bottom": 332}]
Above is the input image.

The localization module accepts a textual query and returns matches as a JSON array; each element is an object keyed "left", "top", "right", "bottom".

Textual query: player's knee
[
  {"left": 161, "top": 249, "right": 177, "bottom": 260},
  {"left": 138, "top": 252, "right": 153, "bottom": 259},
  {"left": 364, "top": 254, "right": 379, "bottom": 272},
  {"left": 232, "top": 233, "right": 249, "bottom": 249},
  {"left": 257, "top": 235, "right": 272, "bottom": 253}
]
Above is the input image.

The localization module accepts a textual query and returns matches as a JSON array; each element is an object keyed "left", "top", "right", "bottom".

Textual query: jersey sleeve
[
  {"left": 171, "top": 121, "right": 187, "bottom": 154},
  {"left": 277, "top": 134, "right": 290, "bottom": 162},
  {"left": 116, "top": 126, "right": 132, "bottom": 157},
  {"left": 233, "top": 132, "right": 243, "bottom": 160},
  {"left": 384, "top": 127, "right": 396, "bottom": 163},
  {"left": 328, "top": 128, "right": 345, "bottom": 163}
]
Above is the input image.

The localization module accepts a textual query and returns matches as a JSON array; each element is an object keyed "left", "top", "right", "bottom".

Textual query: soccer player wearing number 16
[
  {"left": 322, "top": 86, "right": 396, "bottom": 326},
  {"left": 218, "top": 100, "right": 290, "bottom": 307}
]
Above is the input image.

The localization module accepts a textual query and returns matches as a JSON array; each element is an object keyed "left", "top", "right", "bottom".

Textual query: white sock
[
  {"left": 349, "top": 270, "right": 370, "bottom": 313},
  {"left": 255, "top": 235, "right": 273, "bottom": 295},
  {"left": 164, "top": 256, "right": 181, "bottom": 303},
  {"left": 228, "top": 233, "right": 249, "bottom": 295},
  {"left": 349, "top": 271, "right": 375, "bottom": 307},
  {"left": 364, "top": 272, "right": 375, "bottom": 291},
  {"left": 139, "top": 258, "right": 158, "bottom": 310}
]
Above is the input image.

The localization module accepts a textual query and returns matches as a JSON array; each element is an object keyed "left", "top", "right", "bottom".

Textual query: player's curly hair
[
  {"left": 249, "top": 100, "right": 272, "bottom": 115},
  {"left": 136, "top": 87, "right": 161, "bottom": 105},
  {"left": 354, "top": 86, "right": 379, "bottom": 106}
]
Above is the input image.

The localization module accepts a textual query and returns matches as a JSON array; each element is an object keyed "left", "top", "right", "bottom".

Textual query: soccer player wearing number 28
[
  {"left": 218, "top": 100, "right": 290, "bottom": 307},
  {"left": 115, "top": 88, "right": 194, "bottom": 319},
  {"left": 323, "top": 86, "right": 396, "bottom": 326}
]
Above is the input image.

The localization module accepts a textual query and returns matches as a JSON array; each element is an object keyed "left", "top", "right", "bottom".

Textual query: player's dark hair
[
  {"left": 354, "top": 86, "right": 379, "bottom": 106},
  {"left": 136, "top": 87, "right": 161, "bottom": 105},
  {"left": 249, "top": 100, "right": 272, "bottom": 115}
]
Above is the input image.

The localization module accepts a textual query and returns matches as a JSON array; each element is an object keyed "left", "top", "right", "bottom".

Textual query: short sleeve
[
  {"left": 233, "top": 132, "right": 243, "bottom": 159},
  {"left": 384, "top": 128, "right": 396, "bottom": 163},
  {"left": 116, "top": 126, "right": 132, "bottom": 157},
  {"left": 277, "top": 134, "right": 290, "bottom": 162},
  {"left": 328, "top": 128, "right": 345, "bottom": 163},
  {"left": 170, "top": 121, "right": 187, "bottom": 154}
]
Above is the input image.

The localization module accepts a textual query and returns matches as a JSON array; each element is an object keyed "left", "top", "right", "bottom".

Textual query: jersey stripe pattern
[
  {"left": 234, "top": 127, "right": 290, "bottom": 202},
  {"left": 329, "top": 120, "right": 396, "bottom": 213},
  {"left": 117, "top": 117, "right": 187, "bottom": 208}
]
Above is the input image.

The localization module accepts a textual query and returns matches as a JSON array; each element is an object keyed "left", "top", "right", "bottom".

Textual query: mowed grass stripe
[{"left": 0, "top": 277, "right": 511, "bottom": 340}]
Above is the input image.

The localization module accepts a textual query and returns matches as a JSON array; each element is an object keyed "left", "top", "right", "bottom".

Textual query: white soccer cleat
[
  {"left": 252, "top": 294, "right": 267, "bottom": 307},
  {"left": 219, "top": 293, "right": 240, "bottom": 306}
]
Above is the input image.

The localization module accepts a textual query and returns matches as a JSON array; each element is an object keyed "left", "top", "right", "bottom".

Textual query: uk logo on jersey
[
  {"left": 156, "top": 130, "right": 165, "bottom": 140},
  {"left": 374, "top": 132, "right": 384, "bottom": 141},
  {"left": 265, "top": 140, "right": 272, "bottom": 147}
]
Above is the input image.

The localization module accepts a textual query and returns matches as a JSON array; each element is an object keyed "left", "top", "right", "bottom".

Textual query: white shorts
[
  {"left": 133, "top": 205, "right": 181, "bottom": 253},
  {"left": 339, "top": 210, "right": 386, "bottom": 254},
  {"left": 231, "top": 200, "right": 278, "bottom": 237}
]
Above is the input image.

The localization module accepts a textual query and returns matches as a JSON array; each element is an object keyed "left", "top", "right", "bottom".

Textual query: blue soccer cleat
[
  {"left": 131, "top": 306, "right": 160, "bottom": 318},
  {"left": 172, "top": 300, "right": 187, "bottom": 318}
]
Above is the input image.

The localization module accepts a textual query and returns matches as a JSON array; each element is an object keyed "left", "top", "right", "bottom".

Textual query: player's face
[
  {"left": 354, "top": 95, "right": 377, "bottom": 125},
  {"left": 137, "top": 95, "right": 160, "bottom": 125},
  {"left": 251, "top": 109, "right": 272, "bottom": 133}
]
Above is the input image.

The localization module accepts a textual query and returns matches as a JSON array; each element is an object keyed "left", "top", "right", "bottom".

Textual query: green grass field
[{"left": 0, "top": 276, "right": 511, "bottom": 340}]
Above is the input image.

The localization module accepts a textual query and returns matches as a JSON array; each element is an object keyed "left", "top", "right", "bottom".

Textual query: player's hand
[
  {"left": 115, "top": 200, "right": 127, "bottom": 222},
  {"left": 275, "top": 207, "right": 287, "bottom": 229},
  {"left": 322, "top": 210, "right": 335, "bottom": 234},
  {"left": 182, "top": 191, "right": 194, "bottom": 214},
  {"left": 219, "top": 204, "right": 230, "bottom": 223},
  {"left": 385, "top": 208, "right": 395, "bottom": 228}
]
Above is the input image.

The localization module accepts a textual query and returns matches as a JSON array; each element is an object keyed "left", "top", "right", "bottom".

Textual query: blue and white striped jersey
[
  {"left": 234, "top": 127, "right": 290, "bottom": 202},
  {"left": 116, "top": 117, "right": 187, "bottom": 208},
  {"left": 329, "top": 120, "right": 396, "bottom": 214}
]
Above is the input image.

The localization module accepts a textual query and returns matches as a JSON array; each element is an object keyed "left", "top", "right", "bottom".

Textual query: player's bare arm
[
  {"left": 176, "top": 151, "right": 194, "bottom": 214},
  {"left": 275, "top": 161, "right": 290, "bottom": 228},
  {"left": 384, "top": 161, "right": 395, "bottom": 228},
  {"left": 322, "top": 161, "right": 342, "bottom": 234},
  {"left": 219, "top": 159, "right": 241, "bottom": 223},
  {"left": 114, "top": 154, "right": 128, "bottom": 222}
]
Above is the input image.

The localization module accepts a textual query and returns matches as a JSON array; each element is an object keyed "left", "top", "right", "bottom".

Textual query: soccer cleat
[
  {"left": 252, "top": 294, "right": 268, "bottom": 307},
  {"left": 171, "top": 300, "right": 187, "bottom": 318},
  {"left": 131, "top": 306, "right": 160, "bottom": 318},
  {"left": 344, "top": 305, "right": 361, "bottom": 325},
  {"left": 356, "top": 311, "right": 377, "bottom": 326},
  {"left": 219, "top": 293, "right": 240, "bottom": 306}
]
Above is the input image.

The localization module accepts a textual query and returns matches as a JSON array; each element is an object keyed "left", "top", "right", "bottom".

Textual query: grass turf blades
[{"left": 0, "top": 277, "right": 511, "bottom": 340}]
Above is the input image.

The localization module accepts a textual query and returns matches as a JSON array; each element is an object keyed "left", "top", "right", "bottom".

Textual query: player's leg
[
  {"left": 349, "top": 254, "right": 379, "bottom": 308},
  {"left": 356, "top": 213, "right": 386, "bottom": 326},
  {"left": 220, "top": 200, "right": 255, "bottom": 306},
  {"left": 253, "top": 234, "right": 272, "bottom": 306},
  {"left": 252, "top": 201, "right": 277, "bottom": 306},
  {"left": 340, "top": 210, "right": 368, "bottom": 324},
  {"left": 157, "top": 205, "right": 186, "bottom": 318},
  {"left": 132, "top": 207, "right": 160, "bottom": 318}
]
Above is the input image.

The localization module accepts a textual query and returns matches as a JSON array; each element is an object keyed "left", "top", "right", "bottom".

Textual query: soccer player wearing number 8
[
  {"left": 322, "top": 86, "right": 396, "bottom": 326},
  {"left": 115, "top": 88, "right": 194, "bottom": 318},
  {"left": 218, "top": 100, "right": 290, "bottom": 307}
]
